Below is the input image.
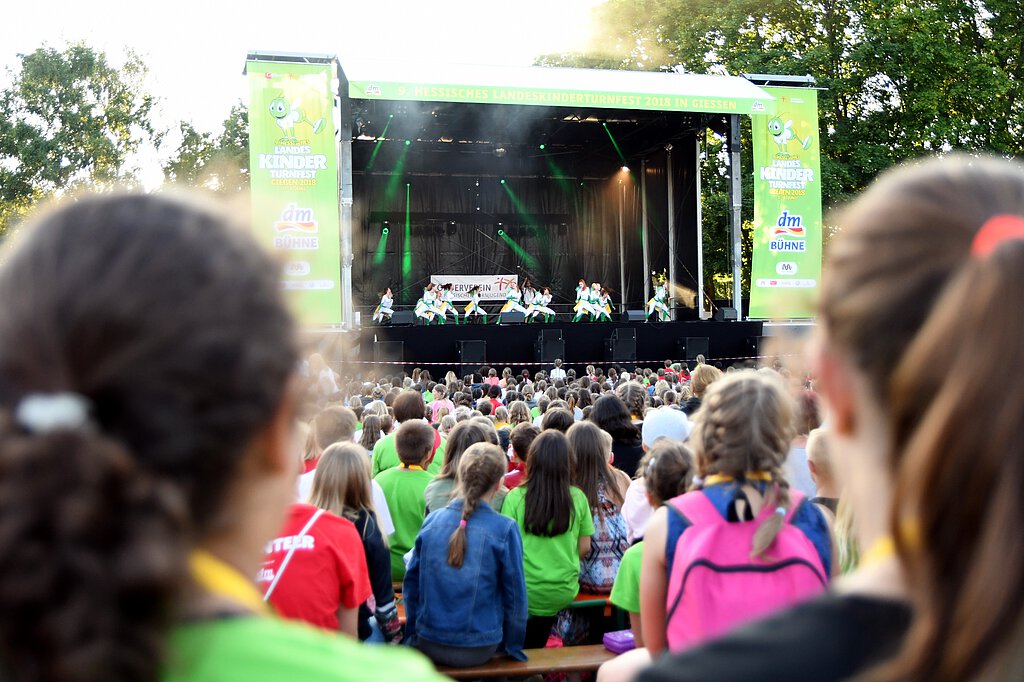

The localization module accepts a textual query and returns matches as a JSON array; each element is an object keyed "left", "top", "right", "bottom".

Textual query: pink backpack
[{"left": 664, "top": 489, "right": 827, "bottom": 652}]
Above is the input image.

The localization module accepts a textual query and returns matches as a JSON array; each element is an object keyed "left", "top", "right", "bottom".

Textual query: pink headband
[{"left": 972, "top": 214, "right": 1024, "bottom": 257}]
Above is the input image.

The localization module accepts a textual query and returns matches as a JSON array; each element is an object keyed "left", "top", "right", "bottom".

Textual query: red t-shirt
[
  {"left": 504, "top": 462, "right": 526, "bottom": 489},
  {"left": 259, "top": 503, "right": 372, "bottom": 630},
  {"left": 302, "top": 457, "right": 318, "bottom": 474}
]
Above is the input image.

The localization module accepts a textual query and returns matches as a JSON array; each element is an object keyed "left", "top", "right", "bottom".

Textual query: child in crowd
[
  {"left": 308, "top": 443, "right": 403, "bottom": 643},
  {"left": 372, "top": 390, "right": 446, "bottom": 476},
  {"left": 806, "top": 428, "right": 838, "bottom": 527},
  {"left": 609, "top": 441, "right": 694, "bottom": 649},
  {"left": 504, "top": 422, "right": 539, "bottom": 489},
  {"left": 424, "top": 422, "right": 505, "bottom": 514},
  {"left": 502, "top": 431, "right": 595, "bottom": 648},
  {"left": 621, "top": 408, "right": 692, "bottom": 542},
  {"left": 641, "top": 370, "right": 831, "bottom": 655},
  {"left": 567, "top": 421, "right": 631, "bottom": 594},
  {"left": 374, "top": 420, "right": 436, "bottom": 581},
  {"left": 297, "top": 406, "right": 357, "bottom": 499},
  {"left": 0, "top": 193, "right": 444, "bottom": 681},
  {"left": 405, "top": 444, "right": 528, "bottom": 666}
]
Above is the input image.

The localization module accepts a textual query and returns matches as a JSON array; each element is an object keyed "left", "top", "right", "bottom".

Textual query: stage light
[
  {"left": 497, "top": 229, "right": 505, "bottom": 237},
  {"left": 539, "top": 144, "right": 546, "bottom": 150},
  {"left": 621, "top": 165, "right": 630, "bottom": 173},
  {"left": 500, "top": 179, "right": 506, "bottom": 185},
  {"left": 446, "top": 222, "right": 457, "bottom": 236},
  {"left": 389, "top": 114, "right": 394, "bottom": 119},
  {"left": 404, "top": 139, "right": 411, "bottom": 146},
  {"left": 382, "top": 226, "right": 389, "bottom": 235}
]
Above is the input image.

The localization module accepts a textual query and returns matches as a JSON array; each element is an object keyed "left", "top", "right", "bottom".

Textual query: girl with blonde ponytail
[{"left": 403, "top": 443, "right": 528, "bottom": 667}]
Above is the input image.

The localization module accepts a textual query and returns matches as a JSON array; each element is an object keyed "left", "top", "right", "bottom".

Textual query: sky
[{"left": 1, "top": 0, "right": 602, "bottom": 138}]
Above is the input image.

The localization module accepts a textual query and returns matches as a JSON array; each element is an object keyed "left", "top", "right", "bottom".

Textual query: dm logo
[
  {"left": 273, "top": 203, "right": 319, "bottom": 235},
  {"left": 770, "top": 211, "right": 805, "bottom": 238},
  {"left": 365, "top": 85, "right": 382, "bottom": 96}
]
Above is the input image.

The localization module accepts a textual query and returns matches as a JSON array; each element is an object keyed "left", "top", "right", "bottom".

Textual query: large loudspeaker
[
  {"left": 391, "top": 310, "right": 417, "bottom": 326},
  {"left": 675, "top": 337, "right": 709, "bottom": 362},
  {"left": 458, "top": 340, "right": 487, "bottom": 366},
  {"left": 605, "top": 328, "right": 637, "bottom": 363},
  {"left": 747, "top": 336, "right": 768, "bottom": 358},
  {"left": 373, "top": 341, "right": 404, "bottom": 363},
  {"left": 535, "top": 330, "right": 565, "bottom": 364},
  {"left": 622, "top": 309, "right": 647, "bottom": 322},
  {"left": 499, "top": 311, "right": 526, "bottom": 325},
  {"left": 714, "top": 307, "right": 739, "bottom": 321}
]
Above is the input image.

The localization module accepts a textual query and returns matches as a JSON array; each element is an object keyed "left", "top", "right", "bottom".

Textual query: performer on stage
[
  {"left": 647, "top": 272, "right": 670, "bottom": 322},
  {"left": 499, "top": 281, "right": 528, "bottom": 320},
  {"left": 522, "top": 279, "right": 537, "bottom": 322},
  {"left": 438, "top": 283, "right": 460, "bottom": 325},
  {"left": 597, "top": 286, "right": 614, "bottom": 322},
  {"left": 573, "top": 278, "right": 598, "bottom": 322},
  {"left": 414, "top": 282, "right": 443, "bottom": 324},
  {"left": 463, "top": 285, "right": 487, "bottom": 323},
  {"left": 529, "top": 286, "right": 556, "bottom": 323},
  {"left": 372, "top": 287, "right": 394, "bottom": 324}
]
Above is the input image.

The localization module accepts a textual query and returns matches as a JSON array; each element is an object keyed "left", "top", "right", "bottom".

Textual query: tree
[
  {"left": 0, "top": 43, "right": 158, "bottom": 234},
  {"left": 162, "top": 102, "right": 249, "bottom": 194}
]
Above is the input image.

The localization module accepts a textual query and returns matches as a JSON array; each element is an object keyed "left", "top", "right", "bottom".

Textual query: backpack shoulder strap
[
  {"left": 668, "top": 490, "right": 723, "bottom": 527},
  {"left": 753, "top": 488, "right": 807, "bottom": 524}
]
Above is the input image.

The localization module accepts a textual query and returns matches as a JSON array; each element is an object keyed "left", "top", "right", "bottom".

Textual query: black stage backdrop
[{"left": 351, "top": 142, "right": 700, "bottom": 316}]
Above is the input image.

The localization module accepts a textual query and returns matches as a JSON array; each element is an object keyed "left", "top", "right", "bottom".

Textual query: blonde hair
[
  {"left": 309, "top": 442, "right": 375, "bottom": 522},
  {"left": 691, "top": 370, "right": 796, "bottom": 558},
  {"left": 447, "top": 443, "right": 506, "bottom": 568},
  {"left": 806, "top": 427, "right": 832, "bottom": 481},
  {"left": 689, "top": 364, "right": 723, "bottom": 397}
]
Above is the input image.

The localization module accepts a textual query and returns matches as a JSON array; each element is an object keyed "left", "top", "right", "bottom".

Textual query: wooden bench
[{"left": 438, "top": 644, "right": 615, "bottom": 681}]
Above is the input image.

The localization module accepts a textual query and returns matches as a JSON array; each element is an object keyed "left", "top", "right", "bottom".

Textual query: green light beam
[
  {"left": 364, "top": 115, "right": 393, "bottom": 172},
  {"left": 383, "top": 144, "right": 410, "bottom": 203},
  {"left": 402, "top": 182, "right": 412, "bottom": 278},
  {"left": 372, "top": 230, "right": 389, "bottom": 266},
  {"left": 602, "top": 122, "right": 628, "bottom": 165},
  {"left": 499, "top": 231, "right": 539, "bottom": 270}
]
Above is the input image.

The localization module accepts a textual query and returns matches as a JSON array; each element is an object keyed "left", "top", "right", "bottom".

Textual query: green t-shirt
[
  {"left": 609, "top": 540, "right": 643, "bottom": 614},
  {"left": 164, "top": 616, "right": 446, "bottom": 682},
  {"left": 502, "top": 485, "right": 595, "bottom": 616},
  {"left": 530, "top": 406, "right": 541, "bottom": 419},
  {"left": 423, "top": 477, "right": 507, "bottom": 515},
  {"left": 423, "top": 391, "right": 434, "bottom": 405},
  {"left": 371, "top": 428, "right": 446, "bottom": 478},
  {"left": 374, "top": 465, "right": 433, "bottom": 580}
]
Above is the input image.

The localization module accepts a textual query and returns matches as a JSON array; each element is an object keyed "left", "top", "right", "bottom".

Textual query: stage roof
[{"left": 341, "top": 61, "right": 776, "bottom": 117}]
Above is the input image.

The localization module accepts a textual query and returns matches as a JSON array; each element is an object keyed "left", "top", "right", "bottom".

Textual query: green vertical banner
[
  {"left": 247, "top": 60, "right": 341, "bottom": 325},
  {"left": 748, "top": 87, "right": 822, "bottom": 319}
]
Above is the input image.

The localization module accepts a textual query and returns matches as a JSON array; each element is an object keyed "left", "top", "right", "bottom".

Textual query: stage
[{"left": 358, "top": 319, "right": 764, "bottom": 376}]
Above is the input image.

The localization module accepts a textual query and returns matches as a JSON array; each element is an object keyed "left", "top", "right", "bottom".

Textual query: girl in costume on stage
[
  {"left": 464, "top": 285, "right": 487, "bottom": 324},
  {"left": 522, "top": 279, "right": 538, "bottom": 323},
  {"left": 373, "top": 287, "right": 394, "bottom": 324},
  {"left": 573, "top": 279, "right": 589, "bottom": 322},
  {"left": 530, "top": 286, "right": 556, "bottom": 323},
  {"left": 647, "top": 272, "right": 670, "bottom": 322},
  {"left": 415, "top": 282, "right": 442, "bottom": 324},
  {"left": 598, "top": 286, "right": 614, "bottom": 322},
  {"left": 438, "top": 283, "right": 460, "bottom": 325},
  {"left": 499, "top": 281, "right": 529, "bottom": 320}
]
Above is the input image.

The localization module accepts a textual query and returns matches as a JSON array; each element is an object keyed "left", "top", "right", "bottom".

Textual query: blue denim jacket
[{"left": 404, "top": 499, "right": 528, "bottom": 661}]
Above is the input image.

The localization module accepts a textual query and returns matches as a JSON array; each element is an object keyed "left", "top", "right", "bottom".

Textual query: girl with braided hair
[
  {"left": 639, "top": 370, "right": 832, "bottom": 656},
  {"left": 403, "top": 443, "right": 528, "bottom": 667}
]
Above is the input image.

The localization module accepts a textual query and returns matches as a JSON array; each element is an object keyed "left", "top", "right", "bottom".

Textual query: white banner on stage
[{"left": 429, "top": 274, "right": 518, "bottom": 300}]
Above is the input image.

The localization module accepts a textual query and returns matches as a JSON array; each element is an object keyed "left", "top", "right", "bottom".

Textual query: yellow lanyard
[
  {"left": 190, "top": 549, "right": 269, "bottom": 615},
  {"left": 703, "top": 471, "right": 773, "bottom": 487},
  {"left": 861, "top": 535, "right": 896, "bottom": 567},
  {"left": 402, "top": 464, "right": 425, "bottom": 471}
]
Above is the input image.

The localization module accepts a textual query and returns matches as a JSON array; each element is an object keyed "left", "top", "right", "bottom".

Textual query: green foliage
[
  {"left": 540, "top": 0, "right": 1024, "bottom": 296},
  {"left": 163, "top": 102, "right": 250, "bottom": 194},
  {"left": 0, "top": 43, "right": 158, "bottom": 235}
]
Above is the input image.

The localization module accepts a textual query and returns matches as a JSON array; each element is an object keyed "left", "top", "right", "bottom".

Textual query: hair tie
[
  {"left": 16, "top": 393, "right": 92, "bottom": 434},
  {"left": 774, "top": 506, "right": 787, "bottom": 517},
  {"left": 972, "top": 214, "right": 1024, "bottom": 257},
  {"left": 459, "top": 519, "right": 467, "bottom": 529}
]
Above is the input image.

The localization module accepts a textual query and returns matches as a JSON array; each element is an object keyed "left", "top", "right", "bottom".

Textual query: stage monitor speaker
[
  {"left": 622, "top": 309, "right": 646, "bottom": 322},
  {"left": 458, "top": 340, "right": 487, "bottom": 366},
  {"left": 499, "top": 311, "right": 526, "bottom": 325},
  {"left": 391, "top": 310, "right": 417, "bottom": 326},
  {"left": 675, "top": 337, "right": 709, "bottom": 362},
  {"left": 373, "top": 341, "right": 404, "bottom": 363},
  {"left": 714, "top": 307, "right": 739, "bottom": 321},
  {"left": 747, "top": 336, "right": 768, "bottom": 358},
  {"left": 605, "top": 337, "right": 637, "bottom": 364},
  {"left": 535, "top": 338, "right": 565, "bottom": 364}
]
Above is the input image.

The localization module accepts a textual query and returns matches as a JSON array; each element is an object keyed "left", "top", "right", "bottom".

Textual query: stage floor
[{"left": 359, "top": 319, "right": 764, "bottom": 375}]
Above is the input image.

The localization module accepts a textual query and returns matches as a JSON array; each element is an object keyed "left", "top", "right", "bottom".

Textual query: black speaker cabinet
[
  {"left": 675, "top": 336, "right": 709, "bottom": 362},
  {"left": 714, "top": 306, "right": 739, "bottom": 321},
  {"left": 390, "top": 310, "right": 417, "bottom": 326},
  {"left": 373, "top": 341, "right": 404, "bottom": 363},
  {"left": 458, "top": 340, "right": 487, "bottom": 366},
  {"left": 499, "top": 311, "right": 526, "bottom": 324},
  {"left": 623, "top": 309, "right": 647, "bottom": 322},
  {"left": 747, "top": 336, "right": 768, "bottom": 358},
  {"left": 605, "top": 337, "right": 637, "bottom": 363}
]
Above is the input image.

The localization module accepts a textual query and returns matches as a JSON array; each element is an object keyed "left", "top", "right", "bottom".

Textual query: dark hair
[
  {"left": 359, "top": 414, "right": 383, "bottom": 452},
  {"left": 541, "top": 408, "right": 574, "bottom": 433},
  {"left": 567, "top": 421, "right": 623, "bottom": 515},
  {"left": 392, "top": 390, "right": 426, "bottom": 423},
  {"left": 589, "top": 394, "right": 641, "bottom": 442},
  {"left": 642, "top": 440, "right": 695, "bottom": 505},
  {"left": 395, "top": 420, "right": 435, "bottom": 466},
  {"left": 523, "top": 430, "right": 574, "bottom": 536},
  {"left": 447, "top": 443, "right": 506, "bottom": 568},
  {"left": 436, "top": 422, "right": 490, "bottom": 481},
  {"left": 510, "top": 422, "right": 540, "bottom": 460},
  {"left": 0, "top": 193, "right": 296, "bottom": 681}
]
